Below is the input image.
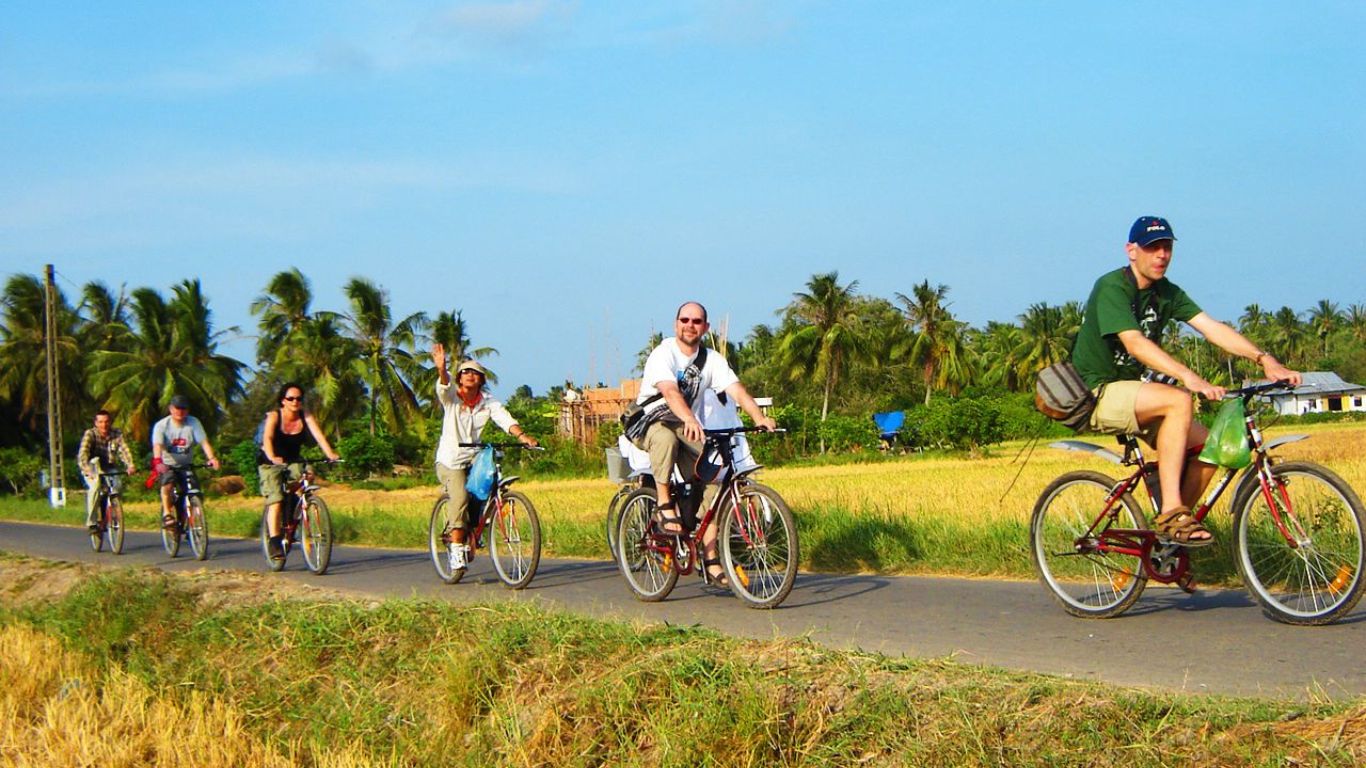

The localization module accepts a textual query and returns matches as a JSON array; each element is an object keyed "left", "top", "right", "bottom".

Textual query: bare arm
[
  {"left": 261, "top": 411, "right": 283, "bottom": 465},
  {"left": 431, "top": 343, "right": 450, "bottom": 386},
  {"left": 1187, "top": 313, "right": 1302, "bottom": 385},
  {"left": 656, "top": 379, "right": 704, "bottom": 442},
  {"left": 724, "top": 381, "right": 776, "bottom": 431},
  {"left": 1116, "top": 329, "right": 1224, "bottom": 400},
  {"left": 304, "top": 414, "right": 341, "bottom": 461}
]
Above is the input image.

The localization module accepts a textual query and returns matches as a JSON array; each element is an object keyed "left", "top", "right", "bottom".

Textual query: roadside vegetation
[{"left": 2, "top": 556, "right": 1363, "bottom": 767}]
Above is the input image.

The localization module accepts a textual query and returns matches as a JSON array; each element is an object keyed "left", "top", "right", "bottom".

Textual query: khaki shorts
[
  {"left": 435, "top": 464, "right": 473, "bottom": 530},
  {"left": 258, "top": 462, "right": 305, "bottom": 505},
  {"left": 1089, "top": 380, "right": 1158, "bottom": 446}
]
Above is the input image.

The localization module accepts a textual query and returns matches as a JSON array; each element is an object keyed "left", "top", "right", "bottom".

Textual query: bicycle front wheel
[
  {"left": 89, "top": 499, "right": 104, "bottom": 553},
  {"left": 186, "top": 497, "right": 209, "bottom": 561},
  {"left": 301, "top": 496, "right": 333, "bottom": 575},
  {"left": 1232, "top": 461, "right": 1366, "bottom": 625},
  {"left": 1030, "top": 470, "right": 1148, "bottom": 619},
  {"left": 718, "top": 483, "right": 799, "bottom": 609},
  {"left": 428, "top": 496, "right": 465, "bottom": 585},
  {"left": 107, "top": 497, "right": 125, "bottom": 555},
  {"left": 489, "top": 491, "right": 541, "bottom": 589},
  {"left": 615, "top": 488, "right": 678, "bottom": 602}
]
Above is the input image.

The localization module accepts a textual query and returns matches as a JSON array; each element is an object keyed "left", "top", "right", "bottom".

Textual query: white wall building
[{"left": 1253, "top": 372, "right": 1366, "bottom": 416}]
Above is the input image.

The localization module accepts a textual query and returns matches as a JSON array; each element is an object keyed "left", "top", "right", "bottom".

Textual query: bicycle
[
  {"left": 161, "top": 463, "right": 212, "bottom": 561},
  {"left": 259, "top": 460, "right": 340, "bottom": 575},
  {"left": 1030, "top": 381, "right": 1365, "bottom": 625},
  {"left": 604, "top": 462, "right": 654, "bottom": 566},
  {"left": 428, "top": 442, "right": 544, "bottom": 589},
  {"left": 88, "top": 469, "right": 127, "bottom": 555},
  {"left": 614, "top": 427, "right": 798, "bottom": 609}
]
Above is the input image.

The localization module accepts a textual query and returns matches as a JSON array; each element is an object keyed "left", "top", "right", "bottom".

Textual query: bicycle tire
[
  {"left": 107, "top": 497, "right": 125, "bottom": 555},
  {"left": 615, "top": 488, "right": 678, "bottom": 602},
  {"left": 605, "top": 484, "right": 634, "bottom": 559},
  {"left": 428, "top": 495, "right": 466, "bottom": 585},
  {"left": 301, "top": 495, "right": 333, "bottom": 575},
  {"left": 187, "top": 496, "right": 209, "bottom": 561},
  {"left": 89, "top": 497, "right": 104, "bottom": 553},
  {"left": 718, "top": 483, "right": 799, "bottom": 609},
  {"left": 489, "top": 490, "right": 541, "bottom": 589},
  {"left": 1030, "top": 470, "right": 1148, "bottom": 619},
  {"left": 162, "top": 502, "right": 182, "bottom": 558},
  {"left": 1232, "top": 461, "right": 1366, "bottom": 625},
  {"left": 261, "top": 507, "right": 286, "bottom": 572}
]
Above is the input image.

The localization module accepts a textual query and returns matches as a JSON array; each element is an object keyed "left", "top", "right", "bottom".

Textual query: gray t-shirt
[{"left": 152, "top": 415, "right": 207, "bottom": 468}]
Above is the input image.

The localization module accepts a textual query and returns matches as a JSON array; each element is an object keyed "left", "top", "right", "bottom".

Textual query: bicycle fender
[
  {"left": 1047, "top": 440, "right": 1124, "bottom": 465},
  {"left": 499, "top": 476, "right": 521, "bottom": 489},
  {"left": 1263, "top": 434, "right": 1308, "bottom": 451}
]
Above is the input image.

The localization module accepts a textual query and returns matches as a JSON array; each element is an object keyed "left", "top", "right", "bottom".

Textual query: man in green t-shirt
[{"left": 1071, "top": 216, "right": 1300, "bottom": 547}]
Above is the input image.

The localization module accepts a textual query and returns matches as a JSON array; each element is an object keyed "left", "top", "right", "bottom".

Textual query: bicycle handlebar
[
  {"left": 1224, "top": 380, "right": 1296, "bottom": 399},
  {"left": 703, "top": 427, "right": 788, "bottom": 437},
  {"left": 458, "top": 441, "right": 545, "bottom": 450}
]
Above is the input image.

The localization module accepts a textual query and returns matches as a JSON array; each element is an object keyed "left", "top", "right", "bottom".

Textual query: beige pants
[
  {"left": 435, "top": 464, "right": 474, "bottom": 530},
  {"left": 636, "top": 421, "right": 703, "bottom": 486},
  {"left": 1090, "top": 380, "right": 1159, "bottom": 446}
]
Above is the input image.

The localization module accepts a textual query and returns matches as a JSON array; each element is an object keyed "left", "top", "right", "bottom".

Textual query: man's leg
[
  {"left": 641, "top": 422, "right": 682, "bottom": 509},
  {"left": 159, "top": 473, "right": 176, "bottom": 525},
  {"left": 1134, "top": 382, "right": 1195, "bottom": 515},
  {"left": 82, "top": 472, "right": 100, "bottom": 529},
  {"left": 1178, "top": 420, "right": 1216, "bottom": 508},
  {"left": 436, "top": 464, "right": 471, "bottom": 566}
]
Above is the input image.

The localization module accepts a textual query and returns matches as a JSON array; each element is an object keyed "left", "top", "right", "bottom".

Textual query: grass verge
[{"left": 1, "top": 553, "right": 1363, "bottom": 767}]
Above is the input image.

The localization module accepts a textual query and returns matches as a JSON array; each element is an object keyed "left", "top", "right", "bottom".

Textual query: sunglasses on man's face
[{"left": 678, "top": 317, "right": 706, "bottom": 326}]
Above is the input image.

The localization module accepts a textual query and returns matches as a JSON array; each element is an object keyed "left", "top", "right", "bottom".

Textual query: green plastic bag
[{"left": 1198, "top": 398, "right": 1251, "bottom": 469}]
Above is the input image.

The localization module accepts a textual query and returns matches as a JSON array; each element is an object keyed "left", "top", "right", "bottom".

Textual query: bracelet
[{"left": 1254, "top": 351, "right": 1269, "bottom": 366}]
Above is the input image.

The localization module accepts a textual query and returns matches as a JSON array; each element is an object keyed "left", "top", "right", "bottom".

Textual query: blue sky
[{"left": 3, "top": 1, "right": 1363, "bottom": 397}]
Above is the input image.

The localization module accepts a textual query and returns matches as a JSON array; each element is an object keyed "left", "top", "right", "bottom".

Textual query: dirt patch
[{"left": 0, "top": 552, "right": 352, "bottom": 612}]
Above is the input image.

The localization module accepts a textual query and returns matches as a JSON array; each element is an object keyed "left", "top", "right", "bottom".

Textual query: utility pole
[{"left": 44, "top": 264, "right": 66, "bottom": 507}]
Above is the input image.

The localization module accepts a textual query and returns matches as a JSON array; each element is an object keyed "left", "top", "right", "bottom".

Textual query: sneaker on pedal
[
  {"left": 449, "top": 542, "right": 468, "bottom": 571},
  {"left": 88, "top": 524, "right": 101, "bottom": 535},
  {"left": 268, "top": 536, "right": 285, "bottom": 561}
]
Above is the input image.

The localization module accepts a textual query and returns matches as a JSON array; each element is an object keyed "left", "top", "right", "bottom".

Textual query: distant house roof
[{"left": 1248, "top": 372, "right": 1366, "bottom": 398}]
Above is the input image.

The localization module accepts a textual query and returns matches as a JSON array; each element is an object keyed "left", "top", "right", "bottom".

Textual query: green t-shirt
[{"left": 1071, "top": 267, "right": 1202, "bottom": 389}]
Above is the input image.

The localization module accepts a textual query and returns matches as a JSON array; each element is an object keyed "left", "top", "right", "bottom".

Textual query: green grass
[{"left": 3, "top": 558, "right": 1362, "bottom": 767}]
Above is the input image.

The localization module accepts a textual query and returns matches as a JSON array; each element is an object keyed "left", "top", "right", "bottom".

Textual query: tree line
[{"left": 2, "top": 268, "right": 1363, "bottom": 482}]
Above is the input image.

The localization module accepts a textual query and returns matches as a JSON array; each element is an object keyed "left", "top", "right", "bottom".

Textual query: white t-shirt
[
  {"left": 637, "top": 338, "right": 740, "bottom": 420},
  {"left": 617, "top": 388, "right": 757, "bottom": 480}
]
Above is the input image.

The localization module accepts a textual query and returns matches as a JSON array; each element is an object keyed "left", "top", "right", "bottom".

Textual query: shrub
[
  {"left": 815, "top": 413, "right": 880, "bottom": 452},
  {"left": 227, "top": 440, "right": 262, "bottom": 496},
  {"left": 336, "top": 432, "right": 396, "bottom": 480},
  {"left": 0, "top": 447, "right": 43, "bottom": 496}
]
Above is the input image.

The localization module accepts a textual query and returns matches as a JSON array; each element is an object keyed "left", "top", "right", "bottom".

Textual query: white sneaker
[{"left": 449, "top": 542, "right": 467, "bottom": 571}]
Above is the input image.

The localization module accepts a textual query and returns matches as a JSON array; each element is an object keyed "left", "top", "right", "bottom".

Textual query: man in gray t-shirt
[{"left": 151, "top": 394, "right": 220, "bottom": 527}]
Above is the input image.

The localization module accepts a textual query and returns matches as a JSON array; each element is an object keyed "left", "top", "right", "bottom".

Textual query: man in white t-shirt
[{"left": 629, "top": 301, "right": 775, "bottom": 583}]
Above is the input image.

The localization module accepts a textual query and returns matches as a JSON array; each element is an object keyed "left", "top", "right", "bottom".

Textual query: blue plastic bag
[
  {"left": 1197, "top": 399, "right": 1251, "bottom": 469},
  {"left": 464, "top": 446, "right": 496, "bottom": 500}
]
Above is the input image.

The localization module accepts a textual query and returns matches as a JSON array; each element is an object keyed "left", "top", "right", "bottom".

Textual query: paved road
[{"left": 3, "top": 520, "right": 1363, "bottom": 700}]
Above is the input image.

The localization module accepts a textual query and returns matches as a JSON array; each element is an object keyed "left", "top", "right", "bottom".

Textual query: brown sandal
[{"left": 1154, "top": 506, "right": 1214, "bottom": 548}]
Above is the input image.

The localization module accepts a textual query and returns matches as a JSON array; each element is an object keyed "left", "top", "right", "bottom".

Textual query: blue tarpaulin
[{"left": 872, "top": 411, "right": 905, "bottom": 439}]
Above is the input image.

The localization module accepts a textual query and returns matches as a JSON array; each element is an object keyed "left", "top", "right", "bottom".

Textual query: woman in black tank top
[{"left": 259, "top": 383, "right": 342, "bottom": 562}]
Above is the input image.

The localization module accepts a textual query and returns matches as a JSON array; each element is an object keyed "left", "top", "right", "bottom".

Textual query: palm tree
[
  {"left": 87, "top": 282, "right": 245, "bottom": 441},
  {"left": 1307, "top": 299, "right": 1344, "bottom": 359},
  {"left": 280, "top": 312, "right": 363, "bottom": 434},
  {"left": 972, "top": 321, "right": 1024, "bottom": 392},
  {"left": 1347, "top": 304, "right": 1366, "bottom": 345},
  {"left": 0, "top": 274, "right": 85, "bottom": 435},
  {"left": 775, "top": 272, "right": 866, "bottom": 451},
  {"left": 341, "top": 278, "right": 428, "bottom": 436},
  {"left": 1268, "top": 306, "right": 1308, "bottom": 367},
  {"left": 1009, "top": 302, "right": 1081, "bottom": 387},
  {"left": 250, "top": 268, "right": 314, "bottom": 366},
  {"left": 77, "top": 281, "right": 132, "bottom": 352},
  {"left": 634, "top": 331, "right": 664, "bottom": 376},
  {"left": 430, "top": 309, "right": 499, "bottom": 383},
  {"left": 894, "top": 281, "right": 972, "bottom": 405}
]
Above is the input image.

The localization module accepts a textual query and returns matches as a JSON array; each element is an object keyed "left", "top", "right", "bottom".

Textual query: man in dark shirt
[{"left": 1071, "top": 216, "right": 1300, "bottom": 546}]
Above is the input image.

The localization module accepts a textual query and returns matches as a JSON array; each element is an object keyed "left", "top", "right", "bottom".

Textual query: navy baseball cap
[
  {"left": 1129, "top": 216, "right": 1177, "bottom": 247},
  {"left": 169, "top": 394, "right": 190, "bottom": 409}
]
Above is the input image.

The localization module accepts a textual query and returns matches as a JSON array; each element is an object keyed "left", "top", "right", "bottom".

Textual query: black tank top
[{"left": 257, "top": 410, "right": 314, "bottom": 465}]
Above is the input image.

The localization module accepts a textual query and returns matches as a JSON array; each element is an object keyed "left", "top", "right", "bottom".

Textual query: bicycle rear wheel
[
  {"left": 615, "top": 488, "right": 678, "bottom": 602},
  {"left": 107, "top": 497, "right": 125, "bottom": 555},
  {"left": 260, "top": 507, "right": 286, "bottom": 572},
  {"left": 489, "top": 491, "right": 541, "bottom": 589},
  {"left": 1232, "top": 461, "right": 1366, "bottom": 625},
  {"left": 605, "top": 484, "right": 634, "bottom": 559},
  {"left": 162, "top": 504, "right": 182, "bottom": 558},
  {"left": 186, "top": 497, "right": 209, "bottom": 561},
  {"left": 301, "top": 496, "right": 333, "bottom": 575},
  {"left": 428, "top": 496, "right": 466, "bottom": 585},
  {"left": 1030, "top": 470, "right": 1148, "bottom": 619},
  {"left": 718, "top": 483, "right": 799, "bottom": 609}
]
